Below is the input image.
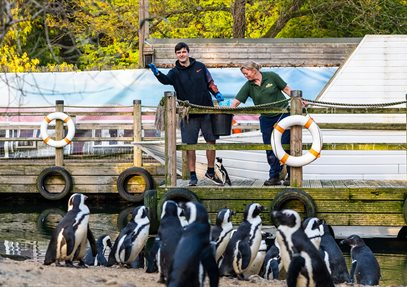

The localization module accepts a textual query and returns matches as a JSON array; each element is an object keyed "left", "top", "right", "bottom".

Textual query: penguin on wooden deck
[
  {"left": 341, "top": 234, "right": 380, "bottom": 285},
  {"left": 156, "top": 200, "right": 184, "bottom": 283},
  {"left": 167, "top": 201, "right": 219, "bottom": 287},
  {"left": 107, "top": 205, "right": 150, "bottom": 267},
  {"left": 83, "top": 234, "right": 112, "bottom": 266},
  {"left": 210, "top": 208, "right": 234, "bottom": 262},
  {"left": 272, "top": 209, "right": 334, "bottom": 287},
  {"left": 44, "top": 193, "right": 96, "bottom": 267},
  {"left": 219, "top": 203, "right": 264, "bottom": 279}
]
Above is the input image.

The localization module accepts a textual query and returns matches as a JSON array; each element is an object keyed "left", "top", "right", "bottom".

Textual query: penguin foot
[
  {"left": 64, "top": 260, "right": 74, "bottom": 267},
  {"left": 76, "top": 260, "right": 88, "bottom": 268},
  {"left": 236, "top": 274, "right": 248, "bottom": 281}
]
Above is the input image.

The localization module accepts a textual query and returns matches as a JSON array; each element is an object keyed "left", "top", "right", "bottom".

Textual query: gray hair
[{"left": 240, "top": 61, "right": 261, "bottom": 71}]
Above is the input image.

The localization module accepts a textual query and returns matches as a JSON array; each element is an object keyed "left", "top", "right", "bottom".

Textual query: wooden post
[
  {"left": 55, "top": 100, "right": 64, "bottom": 167},
  {"left": 290, "top": 90, "right": 303, "bottom": 187},
  {"left": 133, "top": 100, "right": 142, "bottom": 167},
  {"left": 138, "top": 0, "right": 149, "bottom": 67},
  {"left": 182, "top": 151, "right": 188, "bottom": 180},
  {"left": 164, "top": 92, "right": 177, "bottom": 186}
]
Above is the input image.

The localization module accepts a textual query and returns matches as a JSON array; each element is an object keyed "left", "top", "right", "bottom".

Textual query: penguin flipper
[
  {"left": 44, "top": 238, "right": 57, "bottom": 265},
  {"left": 87, "top": 226, "right": 97, "bottom": 257},
  {"left": 286, "top": 254, "right": 305, "bottom": 287},
  {"left": 62, "top": 228, "right": 75, "bottom": 256},
  {"left": 349, "top": 259, "right": 357, "bottom": 283},
  {"left": 238, "top": 240, "right": 252, "bottom": 271},
  {"left": 201, "top": 245, "right": 219, "bottom": 287}
]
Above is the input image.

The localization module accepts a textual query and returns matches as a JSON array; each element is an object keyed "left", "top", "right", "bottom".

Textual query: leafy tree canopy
[{"left": 1, "top": 0, "right": 406, "bottom": 71}]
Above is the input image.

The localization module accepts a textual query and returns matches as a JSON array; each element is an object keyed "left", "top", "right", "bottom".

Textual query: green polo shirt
[{"left": 235, "top": 71, "right": 289, "bottom": 116}]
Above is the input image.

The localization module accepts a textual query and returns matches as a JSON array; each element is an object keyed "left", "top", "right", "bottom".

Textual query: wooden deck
[{"left": 156, "top": 179, "right": 407, "bottom": 228}]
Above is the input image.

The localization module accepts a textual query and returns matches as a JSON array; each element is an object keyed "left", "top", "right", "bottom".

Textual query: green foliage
[{"left": 1, "top": 0, "right": 406, "bottom": 72}]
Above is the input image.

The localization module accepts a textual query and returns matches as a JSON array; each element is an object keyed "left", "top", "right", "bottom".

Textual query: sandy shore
[{"left": 0, "top": 257, "right": 286, "bottom": 287}]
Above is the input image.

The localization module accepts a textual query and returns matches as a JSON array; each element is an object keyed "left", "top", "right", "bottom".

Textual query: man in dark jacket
[{"left": 148, "top": 42, "right": 224, "bottom": 186}]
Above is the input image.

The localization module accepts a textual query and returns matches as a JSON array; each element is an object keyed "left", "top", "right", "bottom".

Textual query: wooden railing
[{"left": 163, "top": 91, "right": 407, "bottom": 186}]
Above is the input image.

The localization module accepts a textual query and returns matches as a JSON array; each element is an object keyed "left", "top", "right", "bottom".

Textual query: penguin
[
  {"left": 167, "top": 201, "right": 219, "bottom": 287},
  {"left": 319, "top": 222, "right": 350, "bottom": 283},
  {"left": 44, "top": 193, "right": 96, "bottom": 267},
  {"left": 340, "top": 234, "right": 381, "bottom": 285},
  {"left": 215, "top": 157, "right": 232, "bottom": 186},
  {"left": 83, "top": 234, "right": 112, "bottom": 266},
  {"left": 156, "top": 200, "right": 184, "bottom": 283},
  {"left": 243, "top": 237, "right": 268, "bottom": 277},
  {"left": 219, "top": 203, "right": 264, "bottom": 280},
  {"left": 302, "top": 217, "right": 324, "bottom": 249},
  {"left": 261, "top": 238, "right": 282, "bottom": 280},
  {"left": 107, "top": 205, "right": 150, "bottom": 267},
  {"left": 210, "top": 208, "right": 234, "bottom": 262},
  {"left": 272, "top": 209, "right": 334, "bottom": 287}
]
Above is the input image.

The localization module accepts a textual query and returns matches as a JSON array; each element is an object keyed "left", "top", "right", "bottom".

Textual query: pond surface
[{"left": 0, "top": 194, "right": 406, "bottom": 286}]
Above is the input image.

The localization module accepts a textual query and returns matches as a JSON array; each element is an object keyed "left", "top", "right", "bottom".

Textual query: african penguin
[
  {"left": 272, "top": 209, "right": 334, "bottom": 287},
  {"left": 261, "top": 238, "right": 282, "bottom": 280},
  {"left": 167, "top": 201, "right": 219, "bottom": 287},
  {"left": 44, "top": 193, "right": 96, "bottom": 267},
  {"left": 302, "top": 217, "right": 324, "bottom": 249},
  {"left": 340, "top": 234, "right": 380, "bottom": 285},
  {"left": 156, "top": 200, "right": 184, "bottom": 283},
  {"left": 107, "top": 205, "right": 150, "bottom": 267},
  {"left": 243, "top": 237, "right": 268, "bottom": 277},
  {"left": 219, "top": 203, "right": 264, "bottom": 280},
  {"left": 83, "top": 234, "right": 112, "bottom": 266},
  {"left": 210, "top": 208, "right": 234, "bottom": 262},
  {"left": 215, "top": 157, "right": 232, "bottom": 186}
]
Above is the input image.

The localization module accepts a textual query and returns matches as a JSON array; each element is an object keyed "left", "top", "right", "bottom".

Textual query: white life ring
[
  {"left": 40, "top": 112, "right": 75, "bottom": 148},
  {"left": 271, "top": 115, "right": 322, "bottom": 167}
]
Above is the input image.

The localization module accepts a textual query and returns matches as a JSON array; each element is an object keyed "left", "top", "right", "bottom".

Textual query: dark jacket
[{"left": 155, "top": 58, "right": 218, "bottom": 107}]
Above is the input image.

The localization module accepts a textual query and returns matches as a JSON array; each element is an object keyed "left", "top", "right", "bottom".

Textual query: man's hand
[
  {"left": 214, "top": 92, "right": 224, "bottom": 102},
  {"left": 147, "top": 63, "right": 159, "bottom": 75}
]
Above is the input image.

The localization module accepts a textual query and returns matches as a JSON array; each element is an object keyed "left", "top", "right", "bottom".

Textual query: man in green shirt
[{"left": 231, "top": 61, "right": 292, "bottom": 186}]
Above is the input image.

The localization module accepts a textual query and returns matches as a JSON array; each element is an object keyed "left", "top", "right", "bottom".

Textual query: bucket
[{"left": 211, "top": 114, "right": 233, "bottom": 136}]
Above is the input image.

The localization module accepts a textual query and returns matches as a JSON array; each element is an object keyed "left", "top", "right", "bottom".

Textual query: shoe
[
  {"left": 189, "top": 176, "right": 198, "bottom": 186},
  {"left": 264, "top": 177, "right": 282, "bottom": 186},
  {"left": 205, "top": 172, "right": 224, "bottom": 186},
  {"left": 283, "top": 178, "right": 290, "bottom": 186}
]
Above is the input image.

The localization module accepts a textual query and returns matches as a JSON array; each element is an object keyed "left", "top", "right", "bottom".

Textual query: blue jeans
[{"left": 260, "top": 114, "right": 290, "bottom": 179}]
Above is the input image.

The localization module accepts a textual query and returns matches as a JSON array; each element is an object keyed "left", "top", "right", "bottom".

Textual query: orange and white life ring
[
  {"left": 40, "top": 112, "right": 75, "bottom": 148},
  {"left": 271, "top": 115, "right": 322, "bottom": 167}
]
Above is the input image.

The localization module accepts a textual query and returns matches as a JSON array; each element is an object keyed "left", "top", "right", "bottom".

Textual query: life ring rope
[
  {"left": 40, "top": 112, "right": 75, "bottom": 148},
  {"left": 271, "top": 115, "right": 323, "bottom": 167}
]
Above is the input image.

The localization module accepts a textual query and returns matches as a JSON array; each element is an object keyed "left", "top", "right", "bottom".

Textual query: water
[{"left": 0, "top": 194, "right": 406, "bottom": 286}]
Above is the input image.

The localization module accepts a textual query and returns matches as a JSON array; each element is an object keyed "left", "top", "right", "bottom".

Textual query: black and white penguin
[
  {"left": 167, "top": 201, "right": 219, "bottom": 287},
  {"left": 107, "top": 205, "right": 150, "bottom": 267},
  {"left": 44, "top": 193, "right": 96, "bottom": 267},
  {"left": 340, "top": 234, "right": 381, "bottom": 285},
  {"left": 261, "top": 238, "right": 282, "bottom": 280},
  {"left": 272, "top": 209, "right": 334, "bottom": 287},
  {"left": 319, "top": 222, "right": 350, "bottom": 283},
  {"left": 156, "top": 200, "right": 184, "bottom": 283},
  {"left": 219, "top": 203, "right": 264, "bottom": 279},
  {"left": 83, "top": 234, "right": 112, "bottom": 266},
  {"left": 210, "top": 208, "right": 234, "bottom": 262},
  {"left": 243, "top": 237, "right": 268, "bottom": 277},
  {"left": 215, "top": 157, "right": 232, "bottom": 186},
  {"left": 302, "top": 217, "right": 324, "bottom": 249}
]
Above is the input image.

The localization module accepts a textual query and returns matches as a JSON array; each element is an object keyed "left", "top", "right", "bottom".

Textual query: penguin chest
[
  {"left": 216, "top": 229, "right": 232, "bottom": 261},
  {"left": 121, "top": 225, "right": 149, "bottom": 263},
  {"left": 276, "top": 232, "right": 292, "bottom": 272},
  {"left": 296, "top": 252, "right": 315, "bottom": 287},
  {"left": 249, "top": 227, "right": 262, "bottom": 262}
]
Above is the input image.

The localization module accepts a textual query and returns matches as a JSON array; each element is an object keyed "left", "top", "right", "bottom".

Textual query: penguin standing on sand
[
  {"left": 219, "top": 203, "right": 264, "bottom": 279},
  {"left": 167, "top": 201, "right": 219, "bottom": 287},
  {"left": 83, "top": 234, "right": 112, "bottom": 266},
  {"left": 272, "top": 209, "right": 334, "bottom": 287},
  {"left": 261, "top": 238, "right": 282, "bottom": 280},
  {"left": 156, "top": 200, "right": 184, "bottom": 283},
  {"left": 210, "top": 208, "right": 234, "bottom": 262},
  {"left": 107, "top": 205, "right": 150, "bottom": 267},
  {"left": 341, "top": 234, "right": 380, "bottom": 285},
  {"left": 44, "top": 193, "right": 96, "bottom": 267}
]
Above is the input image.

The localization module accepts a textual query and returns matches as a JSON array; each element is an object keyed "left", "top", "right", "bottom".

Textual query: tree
[{"left": 232, "top": 0, "right": 246, "bottom": 38}]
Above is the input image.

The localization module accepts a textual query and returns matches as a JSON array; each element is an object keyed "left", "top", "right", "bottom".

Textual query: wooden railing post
[
  {"left": 164, "top": 92, "right": 177, "bottom": 186},
  {"left": 133, "top": 100, "right": 142, "bottom": 167},
  {"left": 290, "top": 90, "right": 303, "bottom": 187},
  {"left": 55, "top": 100, "right": 64, "bottom": 167}
]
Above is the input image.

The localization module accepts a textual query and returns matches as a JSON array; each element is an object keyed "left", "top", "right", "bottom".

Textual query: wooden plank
[{"left": 315, "top": 200, "right": 403, "bottom": 213}]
